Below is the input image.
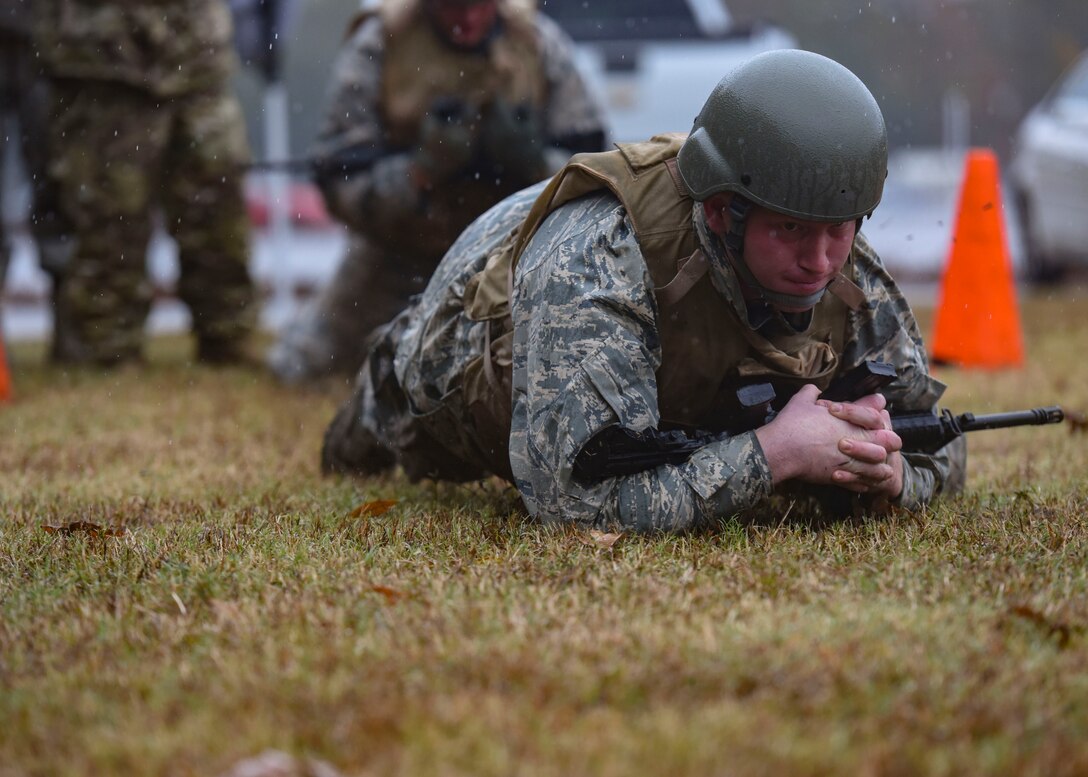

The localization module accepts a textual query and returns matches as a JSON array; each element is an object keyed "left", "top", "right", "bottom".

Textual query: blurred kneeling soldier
[
  {"left": 267, "top": 0, "right": 608, "bottom": 383},
  {"left": 321, "top": 50, "right": 966, "bottom": 532}
]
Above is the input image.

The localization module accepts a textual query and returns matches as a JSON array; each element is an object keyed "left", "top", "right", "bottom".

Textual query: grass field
[{"left": 2, "top": 290, "right": 1087, "bottom": 777}]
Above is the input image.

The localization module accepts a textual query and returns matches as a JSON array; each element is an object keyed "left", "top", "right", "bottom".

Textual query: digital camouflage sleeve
[{"left": 508, "top": 193, "right": 958, "bottom": 532}]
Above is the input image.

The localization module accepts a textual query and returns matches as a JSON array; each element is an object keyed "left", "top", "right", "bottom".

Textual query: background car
[
  {"left": 540, "top": 0, "right": 796, "bottom": 142},
  {"left": 1010, "top": 50, "right": 1088, "bottom": 281}
]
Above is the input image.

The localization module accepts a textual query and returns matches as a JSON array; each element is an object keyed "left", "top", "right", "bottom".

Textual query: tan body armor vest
[
  {"left": 376, "top": 0, "right": 545, "bottom": 147},
  {"left": 462, "top": 135, "right": 864, "bottom": 476},
  {"left": 359, "top": 0, "right": 548, "bottom": 254}
]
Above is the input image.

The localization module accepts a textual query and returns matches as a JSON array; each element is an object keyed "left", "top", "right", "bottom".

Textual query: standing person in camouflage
[
  {"left": 266, "top": 0, "right": 607, "bottom": 383},
  {"left": 0, "top": 0, "right": 49, "bottom": 296},
  {"left": 320, "top": 50, "right": 966, "bottom": 533},
  {"left": 2, "top": 1, "right": 71, "bottom": 357},
  {"left": 37, "top": 0, "right": 256, "bottom": 366}
]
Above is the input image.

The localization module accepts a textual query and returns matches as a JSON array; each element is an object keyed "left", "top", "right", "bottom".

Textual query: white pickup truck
[{"left": 541, "top": 0, "right": 797, "bottom": 142}]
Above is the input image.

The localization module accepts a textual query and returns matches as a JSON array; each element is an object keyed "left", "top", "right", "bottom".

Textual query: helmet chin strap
[{"left": 721, "top": 196, "right": 829, "bottom": 310}]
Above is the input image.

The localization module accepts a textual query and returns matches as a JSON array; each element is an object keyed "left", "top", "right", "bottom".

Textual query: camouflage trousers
[
  {"left": 47, "top": 78, "right": 255, "bottom": 365},
  {"left": 320, "top": 307, "right": 486, "bottom": 483},
  {"left": 318, "top": 180, "right": 546, "bottom": 484},
  {"left": 0, "top": 32, "right": 53, "bottom": 290},
  {"left": 266, "top": 232, "right": 437, "bottom": 383}
]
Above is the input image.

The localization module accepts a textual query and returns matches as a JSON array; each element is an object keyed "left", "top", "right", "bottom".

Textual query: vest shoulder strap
[{"left": 464, "top": 135, "right": 696, "bottom": 322}]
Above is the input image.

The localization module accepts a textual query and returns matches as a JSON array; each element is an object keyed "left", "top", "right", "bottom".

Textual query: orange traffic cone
[
  {"left": 0, "top": 334, "right": 12, "bottom": 403},
  {"left": 930, "top": 148, "right": 1024, "bottom": 368}
]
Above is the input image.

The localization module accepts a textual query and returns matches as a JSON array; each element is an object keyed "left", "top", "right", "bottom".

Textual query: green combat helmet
[
  {"left": 676, "top": 49, "right": 888, "bottom": 309},
  {"left": 677, "top": 48, "right": 888, "bottom": 221}
]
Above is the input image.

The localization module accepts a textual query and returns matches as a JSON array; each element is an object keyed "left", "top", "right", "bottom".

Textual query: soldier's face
[
  {"left": 706, "top": 197, "right": 856, "bottom": 312},
  {"left": 428, "top": 0, "right": 500, "bottom": 48}
]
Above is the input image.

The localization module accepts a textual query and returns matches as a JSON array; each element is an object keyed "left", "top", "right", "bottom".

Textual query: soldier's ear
[{"left": 703, "top": 194, "right": 732, "bottom": 233}]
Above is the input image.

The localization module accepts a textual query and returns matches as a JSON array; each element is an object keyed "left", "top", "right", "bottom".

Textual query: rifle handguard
[{"left": 893, "top": 406, "right": 1065, "bottom": 454}]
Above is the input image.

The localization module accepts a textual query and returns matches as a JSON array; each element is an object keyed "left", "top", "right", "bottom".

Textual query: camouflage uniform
[
  {"left": 267, "top": 0, "right": 607, "bottom": 383},
  {"left": 37, "top": 0, "right": 256, "bottom": 365},
  {"left": 321, "top": 165, "right": 964, "bottom": 532}
]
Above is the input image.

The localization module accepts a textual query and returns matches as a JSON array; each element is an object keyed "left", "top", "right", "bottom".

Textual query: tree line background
[
  {"left": 236, "top": 0, "right": 1088, "bottom": 164},
  {"left": 727, "top": 0, "right": 1088, "bottom": 159}
]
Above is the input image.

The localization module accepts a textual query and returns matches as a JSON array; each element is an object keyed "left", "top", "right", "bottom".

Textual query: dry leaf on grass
[
  {"left": 41, "top": 521, "right": 126, "bottom": 538},
  {"left": 1063, "top": 409, "right": 1088, "bottom": 434},
  {"left": 580, "top": 530, "right": 625, "bottom": 549},
  {"left": 1008, "top": 604, "right": 1080, "bottom": 648},
  {"left": 369, "top": 584, "right": 407, "bottom": 604},
  {"left": 349, "top": 499, "right": 398, "bottom": 518}
]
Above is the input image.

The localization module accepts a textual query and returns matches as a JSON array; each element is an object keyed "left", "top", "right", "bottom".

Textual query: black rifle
[
  {"left": 803, "top": 360, "right": 1063, "bottom": 452},
  {"left": 247, "top": 141, "right": 385, "bottom": 183},
  {"left": 573, "top": 360, "right": 1065, "bottom": 482},
  {"left": 892, "top": 406, "right": 1065, "bottom": 453},
  {"left": 248, "top": 97, "right": 470, "bottom": 181},
  {"left": 572, "top": 427, "right": 722, "bottom": 484}
]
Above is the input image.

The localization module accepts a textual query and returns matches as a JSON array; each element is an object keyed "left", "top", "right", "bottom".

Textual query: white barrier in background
[{"left": 2, "top": 149, "right": 1027, "bottom": 343}]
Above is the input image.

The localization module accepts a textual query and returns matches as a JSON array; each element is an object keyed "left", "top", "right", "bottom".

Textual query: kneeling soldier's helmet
[{"left": 677, "top": 49, "right": 888, "bottom": 222}]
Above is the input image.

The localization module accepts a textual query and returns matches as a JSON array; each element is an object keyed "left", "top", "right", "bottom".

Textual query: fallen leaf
[
  {"left": 1064, "top": 409, "right": 1088, "bottom": 434},
  {"left": 369, "top": 584, "right": 407, "bottom": 605},
  {"left": 581, "top": 530, "right": 625, "bottom": 549},
  {"left": 1008, "top": 604, "right": 1076, "bottom": 648},
  {"left": 41, "top": 521, "right": 126, "bottom": 538},
  {"left": 349, "top": 499, "right": 398, "bottom": 518}
]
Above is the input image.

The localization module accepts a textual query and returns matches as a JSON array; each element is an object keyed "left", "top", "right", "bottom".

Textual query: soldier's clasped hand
[{"left": 756, "top": 385, "right": 904, "bottom": 500}]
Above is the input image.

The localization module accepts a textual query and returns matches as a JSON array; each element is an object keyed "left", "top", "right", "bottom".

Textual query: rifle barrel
[
  {"left": 247, "top": 158, "right": 314, "bottom": 172},
  {"left": 959, "top": 406, "right": 1065, "bottom": 432}
]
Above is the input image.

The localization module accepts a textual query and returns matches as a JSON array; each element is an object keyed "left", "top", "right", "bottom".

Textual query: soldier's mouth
[{"left": 786, "top": 279, "right": 830, "bottom": 294}]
